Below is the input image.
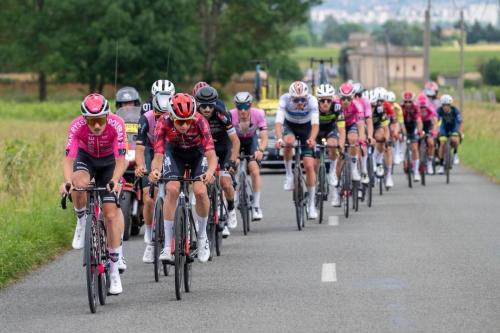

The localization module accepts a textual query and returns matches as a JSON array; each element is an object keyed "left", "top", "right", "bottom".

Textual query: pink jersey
[
  {"left": 229, "top": 107, "right": 267, "bottom": 139},
  {"left": 342, "top": 102, "right": 360, "bottom": 127},
  {"left": 65, "top": 114, "right": 127, "bottom": 159},
  {"left": 353, "top": 96, "right": 372, "bottom": 119},
  {"left": 420, "top": 102, "right": 437, "bottom": 122}
]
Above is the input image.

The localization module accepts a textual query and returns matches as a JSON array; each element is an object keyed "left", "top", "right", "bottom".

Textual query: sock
[
  {"left": 197, "top": 216, "right": 208, "bottom": 239},
  {"left": 307, "top": 187, "right": 315, "bottom": 206},
  {"left": 351, "top": 156, "right": 358, "bottom": 168},
  {"left": 118, "top": 235, "right": 123, "bottom": 258},
  {"left": 284, "top": 160, "right": 293, "bottom": 177},
  {"left": 163, "top": 220, "right": 174, "bottom": 249},
  {"left": 108, "top": 248, "right": 120, "bottom": 274},
  {"left": 373, "top": 150, "right": 381, "bottom": 165},
  {"left": 331, "top": 159, "right": 337, "bottom": 173},
  {"left": 362, "top": 155, "right": 368, "bottom": 174},
  {"left": 253, "top": 192, "right": 261, "bottom": 208},
  {"left": 387, "top": 166, "right": 392, "bottom": 174},
  {"left": 414, "top": 159, "right": 420, "bottom": 172},
  {"left": 325, "top": 159, "right": 331, "bottom": 173},
  {"left": 75, "top": 207, "right": 86, "bottom": 225},
  {"left": 227, "top": 200, "right": 235, "bottom": 211},
  {"left": 144, "top": 224, "right": 152, "bottom": 244},
  {"left": 376, "top": 152, "right": 384, "bottom": 165}
]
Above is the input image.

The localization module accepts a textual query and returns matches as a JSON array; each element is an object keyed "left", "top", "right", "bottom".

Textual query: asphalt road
[{"left": 1, "top": 165, "right": 500, "bottom": 333}]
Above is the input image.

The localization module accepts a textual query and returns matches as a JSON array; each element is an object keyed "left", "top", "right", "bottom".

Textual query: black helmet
[
  {"left": 115, "top": 86, "right": 141, "bottom": 108},
  {"left": 195, "top": 86, "right": 218, "bottom": 105}
]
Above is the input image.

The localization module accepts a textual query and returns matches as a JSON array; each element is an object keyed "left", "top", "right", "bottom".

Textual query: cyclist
[
  {"left": 436, "top": 94, "right": 463, "bottom": 174},
  {"left": 401, "top": 91, "right": 424, "bottom": 181},
  {"left": 150, "top": 93, "right": 217, "bottom": 263},
  {"left": 141, "top": 80, "right": 175, "bottom": 115},
  {"left": 353, "top": 82, "right": 373, "bottom": 185},
  {"left": 135, "top": 91, "right": 175, "bottom": 263},
  {"left": 314, "top": 83, "right": 346, "bottom": 207},
  {"left": 417, "top": 93, "right": 438, "bottom": 175},
  {"left": 229, "top": 92, "right": 268, "bottom": 220},
  {"left": 386, "top": 90, "right": 404, "bottom": 165},
  {"left": 59, "top": 93, "right": 128, "bottom": 295},
  {"left": 275, "top": 81, "right": 319, "bottom": 218},
  {"left": 195, "top": 86, "right": 240, "bottom": 236}
]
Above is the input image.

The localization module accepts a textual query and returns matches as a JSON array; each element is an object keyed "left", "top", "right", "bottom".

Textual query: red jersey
[
  {"left": 154, "top": 112, "right": 214, "bottom": 153},
  {"left": 401, "top": 102, "right": 421, "bottom": 123}
]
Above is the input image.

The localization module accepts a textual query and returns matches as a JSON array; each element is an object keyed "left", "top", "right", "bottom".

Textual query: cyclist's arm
[
  {"left": 151, "top": 153, "right": 164, "bottom": 175},
  {"left": 111, "top": 157, "right": 127, "bottom": 184},
  {"left": 338, "top": 124, "right": 346, "bottom": 148},
  {"left": 309, "top": 104, "right": 319, "bottom": 142},
  {"left": 205, "top": 149, "right": 217, "bottom": 176},
  {"left": 416, "top": 118, "right": 423, "bottom": 134},
  {"left": 258, "top": 129, "right": 268, "bottom": 151},
  {"left": 228, "top": 132, "right": 240, "bottom": 161},
  {"left": 275, "top": 107, "right": 285, "bottom": 140},
  {"left": 63, "top": 157, "right": 74, "bottom": 185},
  {"left": 366, "top": 117, "right": 374, "bottom": 141},
  {"left": 135, "top": 115, "right": 149, "bottom": 170}
]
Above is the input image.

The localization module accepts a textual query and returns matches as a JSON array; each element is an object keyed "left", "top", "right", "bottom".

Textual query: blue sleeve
[
  {"left": 454, "top": 108, "right": 462, "bottom": 124},
  {"left": 215, "top": 99, "right": 226, "bottom": 113},
  {"left": 136, "top": 115, "right": 149, "bottom": 146}
]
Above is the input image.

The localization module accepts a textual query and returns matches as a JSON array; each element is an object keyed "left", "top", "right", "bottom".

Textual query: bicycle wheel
[
  {"left": 379, "top": 173, "right": 383, "bottom": 196},
  {"left": 419, "top": 140, "right": 427, "bottom": 186},
  {"left": 153, "top": 197, "right": 163, "bottom": 283},
  {"left": 445, "top": 139, "right": 451, "bottom": 184},
  {"left": 174, "top": 206, "right": 185, "bottom": 300},
  {"left": 341, "top": 161, "right": 350, "bottom": 219},
  {"left": 405, "top": 148, "right": 413, "bottom": 188},
  {"left": 97, "top": 218, "right": 108, "bottom": 306},
  {"left": 84, "top": 213, "right": 98, "bottom": 313},
  {"left": 206, "top": 185, "right": 217, "bottom": 260},
  {"left": 293, "top": 166, "right": 303, "bottom": 230},
  {"left": 353, "top": 181, "right": 359, "bottom": 212},
  {"left": 317, "top": 163, "right": 326, "bottom": 223},
  {"left": 239, "top": 173, "right": 249, "bottom": 235},
  {"left": 367, "top": 154, "right": 373, "bottom": 208},
  {"left": 184, "top": 208, "right": 193, "bottom": 293}
]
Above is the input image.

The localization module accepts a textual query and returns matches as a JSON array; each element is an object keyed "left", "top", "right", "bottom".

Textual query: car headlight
[{"left": 125, "top": 150, "right": 136, "bottom": 162}]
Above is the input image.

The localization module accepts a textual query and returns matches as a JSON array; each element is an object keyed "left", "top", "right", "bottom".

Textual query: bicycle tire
[
  {"left": 207, "top": 185, "right": 217, "bottom": 260},
  {"left": 353, "top": 181, "right": 359, "bottom": 212},
  {"left": 341, "top": 160, "right": 350, "bottom": 218},
  {"left": 379, "top": 173, "right": 383, "bottom": 196},
  {"left": 367, "top": 152, "right": 373, "bottom": 207},
  {"left": 174, "top": 206, "right": 185, "bottom": 300},
  {"left": 184, "top": 208, "right": 193, "bottom": 293},
  {"left": 445, "top": 139, "right": 451, "bottom": 184},
  {"left": 215, "top": 187, "right": 224, "bottom": 256},
  {"left": 293, "top": 166, "right": 303, "bottom": 230},
  {"left": 419, "top": 140, "right": 427, "bottom": 186},
  {"left": 84, "top": 212, "right": 97, "bottom": 313},
  {"left": 239, "top": 173, "right": 249, "bottom": 235},
  {"left": 153, "top": 197, "right": 163, "bottom": 283},
  {"left": 97, "top": 218, "right": 108, "bottom": 306},
  {"left": 405, "top": 147, "right": 413, "bottom": 188},
  {"left": 318, "top": 163, "right": 326, "bottom": 223}
]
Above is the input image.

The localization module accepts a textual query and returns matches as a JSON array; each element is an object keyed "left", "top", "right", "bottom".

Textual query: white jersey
[{"left": 275, "top": 93, "right": 319, "bottom": 125}]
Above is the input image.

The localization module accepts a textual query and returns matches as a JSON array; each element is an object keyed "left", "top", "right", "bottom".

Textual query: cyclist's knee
[
  {"left": 72, "top": 173, "right": 90, "bottom": 188},
  {"left": 166, "top": 182, "right": 180, "bottom": 198},
  {"left": 193, "top": 182, "right": 207, "bottom": 198}
]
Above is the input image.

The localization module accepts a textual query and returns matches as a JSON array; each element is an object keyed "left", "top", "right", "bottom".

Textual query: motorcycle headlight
[{"left": 125, "top": 150, "right": 136, "bottom": 162}]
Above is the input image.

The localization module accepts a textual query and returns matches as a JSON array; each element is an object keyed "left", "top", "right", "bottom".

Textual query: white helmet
[
  {"left": 362, "top": 90, "right": 370, "bottom": 100},
  {"left": 386, "top": 91, "right": 396, "bottom": 103},
  {"left": 373, "top": 87, "right": 387, "bottom": 101},
  {"left": 151, "top": 80, "right": 175, "bottom": 96},
  {"left": 234, "top": 91, "right": 253, "bottom": 104},
  {"left": 289, "top": 81, "right": 308, "bottom": 98},
  {"left": 440, "top": 94, "right": 453, "bottom": 105},
  {"left": 316, "top": 84, "right": 335, "bottom": 98},
  {"left": 152, "top": 92, "right": 173, "bottom": 113}
]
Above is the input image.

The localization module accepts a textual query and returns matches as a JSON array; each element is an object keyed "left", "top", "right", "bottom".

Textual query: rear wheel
[
  {"left": 419, "top": 140, "right": 427, "bottom": 186},
  {"left": 184, "top": 212, "right": 193, "bottom": 293},
  {"left": 239, "top": 173, "right": 249, "bottom": 235},
  {"left": 353, "top": 181, "right": 359, "bottom": 212},
  {"left": 153, "top": 198, "right": 163, "bottom": 283},
  {"left": 207, "top": 185, "right": 217, "bottom": 260},
  {"left": 445, "top": 139, "right": 452, "bottom": 184},
  {"left": 405, "top": 147, "right": 413, "bottom": 188},
  {"left": 120, "top": 192, "right": 133, "bottom": 241},
  {"left": 317, "top": 163, "right": 326, "bottom": 223},
  {"left": 97, "top": 219, "right": 108, "bottom": 306},
  {"left": 367, "top": 153, "right": 373, "bottom": 208},
  {"left": 341, "top": 160, "right": 350, "bottom": 219}
]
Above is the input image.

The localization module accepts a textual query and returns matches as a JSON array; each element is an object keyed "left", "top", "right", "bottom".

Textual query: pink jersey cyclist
[
  {"left": 353, "top": 95, "right": 372, "bottom": 119},
  {"left": 342, "top": 102, "right": 360, "bottom": 132},
  {"left": 65, "top": 113, "right": 127, "bottom": 159},
  {"left": 229, "top": 107, "right": 267, "bottom": 139}
]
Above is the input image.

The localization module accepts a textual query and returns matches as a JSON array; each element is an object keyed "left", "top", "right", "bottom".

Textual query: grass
[
  {"left": 291, "top": 46, "right": 341, "bottom": 71},
  {"left": 0, "top": 119, "right": 74, "bottom": 288},
  {"left": 0, "top": 100, "right": 81, "bottom": 122}
]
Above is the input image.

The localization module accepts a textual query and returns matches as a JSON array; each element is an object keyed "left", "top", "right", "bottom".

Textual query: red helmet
[
  {"left": 192, "top": 81, "right": 209, "bottom": 96},
  {"left": 81, "top": 93, "right": 110, "bottom": 117},
  {"left": 338, "top": 82, "right": 355, "bottom": 97},
  {"left": 402, "top": 91, "right": 415, "bottom": 102},
  {"left": 171, "top": 93, "right": 196, "bottom": 120}
]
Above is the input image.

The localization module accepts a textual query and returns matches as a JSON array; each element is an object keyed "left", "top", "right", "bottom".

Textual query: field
[{"left": 291, "top": 46, "right": 341, "bottom": 71}]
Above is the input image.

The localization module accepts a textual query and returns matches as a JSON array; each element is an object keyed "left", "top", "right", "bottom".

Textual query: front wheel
[
  {"left": 174, "top": 207, "right": 186, "bottom": 300},
  {"left": 152, "top": 198, "right": 164, "bottom": 283},
  {"left": 120, "top": 191, "right": 133, "bottom": 241},
  {"left": 239, "top": 174, "right": 250, "bottom": 235},
  {"left": 84, "top": 213, "right": 98, "bottom": 313}
]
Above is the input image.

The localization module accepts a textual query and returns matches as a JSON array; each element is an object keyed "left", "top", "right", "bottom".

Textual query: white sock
[
  {"left": 253, "top": 192, "right": 261, "bottom": 208},
  {"left": 351, "top": 156, "right": 358, "bottom": 168},
  {"left": 307, "top": 187, "right": 315, "bottom": 206},
  {"left": 362, "top": 155, "right": 368, "bottom": 174},
  {"left": 75, "top": 207, "right": 86, "bottom": 226},
  {"left": 163, "top": 220, "right": 174, "bottom": 249},
  {"left": 376, "top": 152, "right": 384, "bottom": 165},
  {"left": 144, "top": 224, "right": 152, "bottom": 244},
  {"left": 108, "top": 247, "right": 120, "bottom": 274},
  {"left": 284, "top": 160, "right": 293, "bottom": 177},
  {"left": 197, "top": 216, "right": 208, "bottom": 239},
  {"left": 387, "top": 166, "right": 392, "bottom": 174},
  {"left": 373, "top": 150, "right": 380, "bottom": 164},
  {"left": 331, "top": 159, "right": 337, "bottom": 173},
  {"left": 414, "top": 159, "right": 420, "bottom": 172}
]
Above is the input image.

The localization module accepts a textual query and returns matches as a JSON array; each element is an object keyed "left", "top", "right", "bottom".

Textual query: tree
[
  {"left": 322, "top": 16, "right": 364, "bottom": 44},
  {"left": 479, "top": 59, "right": 500, "bottom": 86}
]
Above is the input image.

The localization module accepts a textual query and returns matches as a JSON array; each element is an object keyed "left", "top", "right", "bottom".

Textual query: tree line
[{"left": 0, "top": 0, "right": 319, "bottom": 101}]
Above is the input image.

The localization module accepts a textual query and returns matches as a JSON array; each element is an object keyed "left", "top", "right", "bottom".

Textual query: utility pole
[
  {"left": 459, "top": 8, "right": 465, "bottom": 114},
  {"left": 423, "top": 0, "right": 431, "bottom": 83}
]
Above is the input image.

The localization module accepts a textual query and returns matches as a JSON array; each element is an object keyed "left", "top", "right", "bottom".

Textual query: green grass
[
  {"left": 0, "top": 100, "right": 82, "bottom": 122},
  {"left": 430, "top": 45, "right": 500, "bottom": 75}
]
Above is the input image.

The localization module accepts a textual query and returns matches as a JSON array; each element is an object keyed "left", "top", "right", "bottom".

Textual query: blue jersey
[{"left": 437, "top": 105, "right": 462, "bottom": 135}]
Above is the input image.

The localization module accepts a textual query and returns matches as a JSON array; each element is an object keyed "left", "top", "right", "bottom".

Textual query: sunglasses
[
  {"left": 319, "top": 99, "right": 332, "bottom": 104},
  {"left": 199, "top": 104, "right": 215, "bottom": 110},
  {"left": 174, "top": 119, "right": 194, "bottom": 126},
  {"left": 85, "top": 116, "right": 107, "bottom": 127},
  {"left": 340, "top": 97, "right": 352, "bottom": 102},
  {"left": 293, "top": 97, "right": 306, "bottom": 103},
  {"left": 404, "top": 101, "right": 413, "bottom": 104},
  {"left": 237, "top": 103, "right": 251, "bottom": 111}
]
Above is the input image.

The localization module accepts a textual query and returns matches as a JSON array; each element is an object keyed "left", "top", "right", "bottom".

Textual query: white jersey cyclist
[{"left": 276, "top": 94, "right": 319, "bottom": 125}]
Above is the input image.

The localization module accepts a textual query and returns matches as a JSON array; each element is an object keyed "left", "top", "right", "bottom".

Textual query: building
[{"left": 347, "top": 43, "right": 424, "bottom": 88}]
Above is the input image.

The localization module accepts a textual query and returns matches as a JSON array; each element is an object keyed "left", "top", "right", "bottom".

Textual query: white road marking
[
  {"left": 321, "top": 263, "right": 337, "bottom": 282},
  {"left": 328, "top": 215, "right": 339, "bottom": 226}
]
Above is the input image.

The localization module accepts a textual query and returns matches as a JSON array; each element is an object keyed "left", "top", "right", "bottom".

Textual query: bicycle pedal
[{"left": 186, "top": 255, "right": 195, "bottom": 263}]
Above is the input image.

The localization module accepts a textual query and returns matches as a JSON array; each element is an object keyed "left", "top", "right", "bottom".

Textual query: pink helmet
[
  {"left": 338, "top": 82, "right": 355, "bottom": 97},
  {"left": 80, "top": 93, "right": 110, "bottom": 117},
  {"left": 192, "top": 81, "right": 209, "bottom": 96},
  {"left": 417, "top": 93, "right": 428, "bottom": 107}
]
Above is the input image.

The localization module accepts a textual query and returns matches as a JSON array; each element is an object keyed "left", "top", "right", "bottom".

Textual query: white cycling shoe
[
  {"left": 437, "top": 165, "right": 445, "bottom": 175},
  {"left": 376, "top": 165, "right": 385, "bottom": 178},
  {"left": 361, "top": 174, "right": 370, "bottom": 184},
  {"left": 414, "top": 172, "right": 421, "bottom": 182},
  {"left": 308, "top": 205, "right": 318, "bottom": 219},
  {"left": 72, "top": 223, "right": 85, "bottom": 250},
  {"left": 283, "top": 176, "right": 294, "bottom": 191},
  {"left": 159, "top": 247, "right": 173, "bottom": 261},
  {"left": 453, "top": 154, "right": 460, "bottom": 165},
  {"left": 118, "top": 256, "right": 127, "bottom": 274},
  {"left": 385, "top": 174, "right": 394, "bottom": 188},
  {"left": 142, "top": 244, "right": 154, "bottom": 263},
  {"left": 222, "top": 225, "right": 230, "bottom": 238},
  {"left": 427, "top": 161, "right": 434, "bottom": 175},
  {"left": 252, "top": 207, "right": 263, "bottom": 220},
  {"left": 227, "top": 209, "right": 237, "bottom": 229},
  {"left": 197, "top": 237, "right": 210, "bottom": 263},
  {"left": 109, "top": 271, "right": 123, "bottom": 295}
]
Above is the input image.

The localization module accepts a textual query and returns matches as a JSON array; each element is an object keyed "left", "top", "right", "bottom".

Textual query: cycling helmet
[
  {"left": 289, "top": 81, "right": 308, "bottom": 97},
  {"left": 170, "top": 93, "right": 196, "bottom": 120},
  {"left": 417, "top": 93, "right": 428, "bottom": 107},
  {"left": 195, "top": 86, "right": 218, "bottom": 105},
  {"left": 424, "top": 87, "right": 436, "bottom": 97},
  {"left": 440, "top": 94, "right": 453, "bottom": 105},
  {"left": 362, "top": 90, "right": 370, "bottom": 100},
  {"left": 402, "top": 91, "right": 415, "bottom": 102},
  {"left": 424, "top": 81, "right": 439, "bottom": 92},
  {"left": 316, "top": 84, "right": 335, "bottom": 97},
  {"left": 81, "top": 93, "right": 110, "bottom": 117},
  {"left": 338, "top": 82, "right": 355, "bottom": 98},
  {"left": 352, "top": 82, "right": 364, "bottom": 95},
  {"left": 373, "top": 87, "right": 387, "bottom": 101},
  {"left": 192, "top": 81, "right": 209, "bottom": 96},
  {"left": 115, "top": 86, "right": 141, "bottom": 108},
  {"left": 386, "top": 91, "right": 396, "bottom": 103},
  {"left": 151, "top": 80, "right": 175, "bottom": 96},
  {"left": 234, "top": 91, "right": 253, "bottom": 104},
  {"left": 152, "top": 92, "right": 173, "bottom": 113}
]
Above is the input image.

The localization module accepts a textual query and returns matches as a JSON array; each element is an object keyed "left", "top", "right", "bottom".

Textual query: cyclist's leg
[
  {"left": 282, "top": 121, "right": 296, "bottom": 187},
  {"left": 383, "top": 125, "right": 393, "bottom": 171},
  {"left": 373, "top": 126, "right": 385, "bottom": 169},
  {"left": 346, "top": 124, "right": 360, "bottom": 181},
  {"left": 245, "top": 136, "right": 262, "bottom": 212},
  {"left": 191, "top": 149, "right": 210, "bottom": 262},
  {"left": 327, "top": 136, "right": 339, "bottom": 185},
  {"left": 71, "top": 150, "right": 94, "bottom": 250},
  {"left": 216, "top": 143, "right": 237, "bottom": 228},
  {"left": 142, "top": 147, "right": 155, "bottom": 244}
]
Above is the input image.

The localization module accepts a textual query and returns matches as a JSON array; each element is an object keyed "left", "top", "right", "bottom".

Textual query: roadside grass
[
  {"left": 0, "top": 100, "right": 80, "bottom": 121},
  {"left": 0, "top": 119, "right": 74, "bottom": 288}
]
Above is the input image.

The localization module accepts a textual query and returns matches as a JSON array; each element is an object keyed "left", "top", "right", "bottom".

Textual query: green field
[{"left": 291, "top": 46, "right": 341, "bottom": 71}]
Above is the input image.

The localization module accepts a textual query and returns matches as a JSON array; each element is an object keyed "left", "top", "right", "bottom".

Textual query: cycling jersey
[
  {"left": 229, "top": 107, "right": 267, "bottom": 139},
  {"left": 136, "top": 110, "right": 156, "bottom": 148},
  {"left": 372, "top": 104, "right": 389, "bottom": 128},
  {"left": 65, "top": 114, "right": 127, "bottom": 159},
  {"left": 437, "top": 105, "right": 462, "bottom": 135},
  {"left": 392, "top": 103, "right": 404, "bottom": 123},
  {"left": 383, "top": 101, "right": 395, "bottom": 121},
  {"left": 420, "top": 105, "right": 437, "bottom": 122},
  {"left": 353, "top": 96, "right": 372, "bottom": 119},
  {"left": 275, "top": 93, "right": 319, "bottom": 125},
  {"left": 154, "top": 112, "right": 214, "bottom": 153},
  {"left": 401, "top": 103, "right": 421, "bottom": 123},
  {"left": 141, "top": 97, "right": 153, "bottom": 115},
  {"left": 204, "top": 107, "right": 236, "bottom": 143},
  {"left": 318, "top": 102, "right": 345, "bottom": 136}
]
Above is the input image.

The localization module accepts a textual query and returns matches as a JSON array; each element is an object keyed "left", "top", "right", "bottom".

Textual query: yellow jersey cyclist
[
  {"left": 229, "top": 92, "right": 268, "bottom": 220},
  {"left": 314, "top": 84, "right": 346, "bottom": 207},
  {"left": 275, "top": 81, "right": 319, "bottom": 219},
  {"left": 135, "top": 89, "right": 176, "bottom": 263},
  {"left": 436, "top": 95, "right": 463, "bottom": 174},
  {"left": 149, "top": 93, "right": 217, "bottom": 263},
  {"left": 60, "top": 93, "right": 128, "bottom": 295},
  {"left": 195, "top": 85, "right": 241, "bottom": 237}
]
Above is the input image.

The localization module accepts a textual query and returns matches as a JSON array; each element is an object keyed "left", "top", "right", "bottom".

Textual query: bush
[{"left": 479, "top": 58, "right": 500, "bottom": 85}]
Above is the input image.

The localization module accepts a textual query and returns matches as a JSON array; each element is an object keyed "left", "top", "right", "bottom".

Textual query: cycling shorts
[
  {"left": 240, "top": 136, "right": 258, "bottom": 157},
  {"left": 345, "top": 122, "right": 358, "bottom": 134},
  {"left": 283, "top": 120, "right": 314, "bottom": 157},
  {"left": 423, "top": 120, "right": 433, "bottom": 135},
  {"left": 73, "top": 148, "right": 116, "bottom": 204},
  {"left": 215, "top": 139, "right": 231, "bottom": 172},
  {"left": 438, "top": 126, "right": 459, "bottom": 142},
  {"left": 404, "top": 122, "right": 418, "bottom": 142},
  {"left": 162, "top": 145, "right": 207, "bottom": 179}
]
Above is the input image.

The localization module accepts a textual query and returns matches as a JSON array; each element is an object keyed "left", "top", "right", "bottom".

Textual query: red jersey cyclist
[
  {"left": 149, "top": 93, "right": 217, "bottom": 263},
  {"left": 60, "top": 94, "right": 128, "bottom": 295}
]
